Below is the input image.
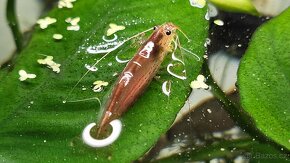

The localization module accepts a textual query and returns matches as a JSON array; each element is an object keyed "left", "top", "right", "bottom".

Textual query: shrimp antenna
[
  {"left": 176, "top": 35, "right": 200, "bottom": 61},
  {"left": 64, "top": 27, "right": 153, "bottom": 101},
  {"left": 64, "top": 97, "right": 101, "bottom": 106},
  {"left": 177, "top": 28, "right": 191, "bottom": 42}
]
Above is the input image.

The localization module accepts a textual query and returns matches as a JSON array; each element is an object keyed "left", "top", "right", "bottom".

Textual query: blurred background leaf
[
  {"left": 208, "top": 0, "right": 259, "bottom": 15},
  {"left": 238, "top": 8, "right": 290, "bottom": 150}
]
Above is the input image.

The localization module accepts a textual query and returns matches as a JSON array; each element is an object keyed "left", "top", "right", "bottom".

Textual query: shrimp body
[{"left": 98, "top": 23, "right": 178, "bottom": 134}]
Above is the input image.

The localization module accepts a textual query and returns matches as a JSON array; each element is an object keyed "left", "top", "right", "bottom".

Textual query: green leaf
[
  {"left": 0, "top": 0, "right": 207, "bottom": 162},
  {"left": 238, "top": 9, "right": 290, "bottom": 150},
  {"left": 208, "top": 0, "right": 259, "bottom": 16}
]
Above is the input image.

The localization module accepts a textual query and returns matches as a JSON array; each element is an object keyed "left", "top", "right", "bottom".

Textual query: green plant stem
[
  {"left": 202, "top": 60, "right": 289, "bottom": 154},
  {"left": 6, "top": 0, "right": 23, "bottom": 53}
]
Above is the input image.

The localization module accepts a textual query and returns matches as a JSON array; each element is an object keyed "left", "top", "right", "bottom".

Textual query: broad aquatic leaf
[
  {"left": 238, "top": 9, "right": 290, "bottom": 150},
  {"left": 0, "top": 0, "right": 207, "bottom": 162}
]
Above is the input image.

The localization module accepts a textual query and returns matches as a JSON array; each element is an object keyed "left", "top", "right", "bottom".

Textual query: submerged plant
[{"left": 0, "top": 0, "right": 289, "bottom": 162}]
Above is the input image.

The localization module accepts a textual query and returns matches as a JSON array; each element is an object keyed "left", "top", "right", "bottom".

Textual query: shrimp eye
[
  {"left": 153, "top": 26, "right": 157, "bottom": 30},
  {"left": 166, "top": 30, "right": 171, "bottom": 35}
]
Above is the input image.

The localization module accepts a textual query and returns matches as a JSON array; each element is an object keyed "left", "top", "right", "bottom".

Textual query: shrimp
[{"left": 82, "top": 23, "right": 181, "bottom": 148}]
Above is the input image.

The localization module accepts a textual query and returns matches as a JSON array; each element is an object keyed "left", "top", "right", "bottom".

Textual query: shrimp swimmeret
[{"left": 80, "top": 22, "right": 195, "bottom": 148}]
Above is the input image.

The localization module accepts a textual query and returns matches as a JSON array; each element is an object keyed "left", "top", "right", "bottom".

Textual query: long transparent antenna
[
  {"left": 176, "top": 35, "right": 200, "bottom": 61},
  {"left": 64, "top": 27, "right": 153, "bottom": 101},
  {"left": 64, "top": 97, "right": 101, "bottom": 106},
  {"left": 177, "top": 28, "right": 191, "bottom": 43}
]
